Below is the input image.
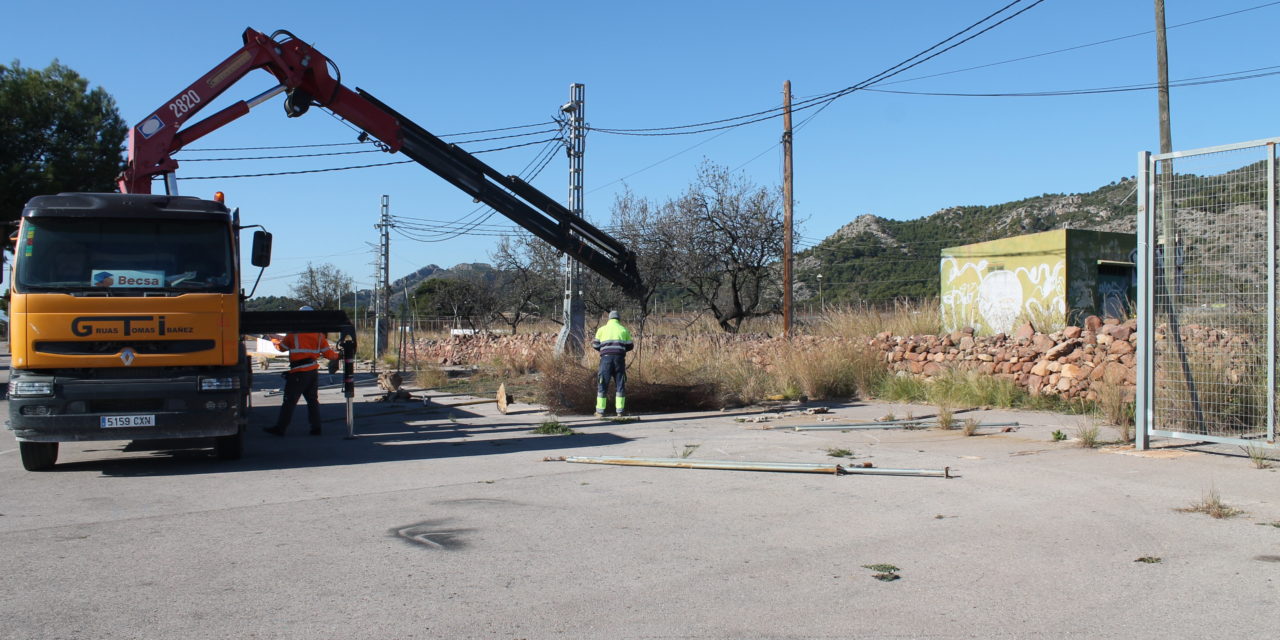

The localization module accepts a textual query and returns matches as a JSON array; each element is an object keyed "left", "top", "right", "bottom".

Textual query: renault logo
[{"left": 119, "top": 347, "right": 137, "bottom": 366}]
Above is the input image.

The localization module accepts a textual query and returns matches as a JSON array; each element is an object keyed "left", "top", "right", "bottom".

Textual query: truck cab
[{"left": 7, "top": 192, "right": 251, "bottom": 470}]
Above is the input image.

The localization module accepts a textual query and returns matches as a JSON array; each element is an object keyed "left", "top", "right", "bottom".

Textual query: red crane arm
[
  {"left": 119, "top": 28, "right": 400, "bottom": 194},
  {"left": 117, "top": 28, "right": 642, "bottom": 295}
]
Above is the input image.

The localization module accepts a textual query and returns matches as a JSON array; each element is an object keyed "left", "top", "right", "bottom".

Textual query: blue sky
[{"left": 6, "top": 0, "right": 1280, "bottom": 297}]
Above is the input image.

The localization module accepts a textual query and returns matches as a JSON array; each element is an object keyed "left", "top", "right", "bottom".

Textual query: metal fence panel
[{"left": 1139, "top": 137, "right": 1278, "bottom": 449}]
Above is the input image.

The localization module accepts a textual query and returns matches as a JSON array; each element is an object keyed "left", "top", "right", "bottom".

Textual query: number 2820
[{"left": 167, "top": 90, "right": 201, "bottom": 119}]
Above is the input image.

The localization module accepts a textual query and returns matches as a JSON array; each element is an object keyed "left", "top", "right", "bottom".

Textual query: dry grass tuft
[
  {"left": 1241, "top": 443, "right": 1275, "bottom": 470},
  {"left": 934, "top": 404, "right": 955, "bottom": 430},
  {"left": 961, "top": 418, "right": 980, "bottom": 436},
  {"left": 1096, "top": 380, "right": 1135, "bottom": 442},
  {"left": 535, "top": 354, "right": 723, "bottom": 415},
  {"left": 414, "top": 367, "right": 449, "bottom": 389},
  {"left": 486, "top": 341, "right": 547, "bottom": 377},
  {"left": 1074, "top": 422, "right": 1101, "bottom": 448},
  {"left": 1177, "top": 488, "right": 1243, "bottom": 519}
]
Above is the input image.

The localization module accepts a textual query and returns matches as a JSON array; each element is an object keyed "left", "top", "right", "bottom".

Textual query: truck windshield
[{"left": 16, "top": 218, "right": 234, "bottom": 294}]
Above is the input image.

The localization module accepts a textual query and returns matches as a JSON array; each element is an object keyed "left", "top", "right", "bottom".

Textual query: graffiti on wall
[{"left": 940, "top": 256, "right": 1066, "bottom": 335}]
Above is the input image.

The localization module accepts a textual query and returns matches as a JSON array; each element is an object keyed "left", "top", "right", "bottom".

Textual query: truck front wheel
[{"left": 19, "top": 442, "right": 58, "bottom": 471}]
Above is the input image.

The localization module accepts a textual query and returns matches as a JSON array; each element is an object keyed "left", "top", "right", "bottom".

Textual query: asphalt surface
[{"left": 1, "top": 354, "right": 1277, "bottom": 639}]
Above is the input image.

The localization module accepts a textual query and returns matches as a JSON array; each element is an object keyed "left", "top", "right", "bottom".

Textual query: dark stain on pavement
[{"left": 391, "top": 520, "right": 472, "bottom": 550}]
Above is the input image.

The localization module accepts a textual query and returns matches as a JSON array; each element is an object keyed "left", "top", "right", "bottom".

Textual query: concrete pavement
[{"left": 1, "top": 360, "right": 1277, "bottom": 638}]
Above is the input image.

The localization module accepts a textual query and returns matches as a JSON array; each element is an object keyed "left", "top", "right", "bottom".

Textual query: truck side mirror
[{"left": 251, "top": 230, "right": 272, "bottom": 267}]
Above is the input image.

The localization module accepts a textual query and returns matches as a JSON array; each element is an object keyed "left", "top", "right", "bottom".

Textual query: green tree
[
  {"left": 290, "top": 263, "right": 352, "bottom": 310},
  {"left": 1, "top": 60, "right": 127, "bottom": 222},
  {"left": 668, "top": 161, "right": 785, "bottom": 333},
  {"left": 413, "top": 278, "right": 483, "bottom": 328}
]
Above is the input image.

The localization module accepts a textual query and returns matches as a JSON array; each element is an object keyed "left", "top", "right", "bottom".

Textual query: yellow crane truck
[{"left": 6, "top": 28, "right": 640, "bottom": 470}]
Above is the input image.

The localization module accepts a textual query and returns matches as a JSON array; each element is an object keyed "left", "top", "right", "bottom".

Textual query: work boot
[
  {"left": 593, "top": 411, "right": 605, "bottom": 418},
  {"left": 264, "top": 426, "right": 285, "bottom": 437},
  {"left": 615, "top": 411, "right": 625, "bottom": 418}
]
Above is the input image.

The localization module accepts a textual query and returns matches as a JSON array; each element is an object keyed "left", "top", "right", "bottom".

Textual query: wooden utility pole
[
  {"left": 782, "top": 80, "right": 794, "bottom": 338},
  {"left": 1155, "top": 0, "right": 1172, "bottom": 154}
]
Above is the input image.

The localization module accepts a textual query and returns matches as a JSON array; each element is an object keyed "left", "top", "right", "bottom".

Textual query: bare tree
[
  {"left": 290, "top": 262, "right": 353, "bottom": 310},
  {"left": 669, "top": 161, "right": 784, "bottom": 333},
  {"left": 489, "top": 233, "right": 559, "bottom": 332},
  {"left": 604, "top": 187, "right": 679, "bottom": 328}
]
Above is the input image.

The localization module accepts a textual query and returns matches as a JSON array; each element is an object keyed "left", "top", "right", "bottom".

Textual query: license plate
[{"left": 100, "top": 415, "right": 156, "bottom": 428}]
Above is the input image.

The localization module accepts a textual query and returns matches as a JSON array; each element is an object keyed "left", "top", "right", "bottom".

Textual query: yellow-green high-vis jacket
[{"left": 592, "top": 319, "right": 634, "bottom": 356}]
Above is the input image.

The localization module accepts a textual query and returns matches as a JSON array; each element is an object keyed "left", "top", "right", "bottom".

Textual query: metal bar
[
  {"left": 1269, "top": 143, "right": 1277, "bottom": 443},
  {"left": 1152, "top": 135, "right": 1280, "bottom": 162},
  {"left": 560, "top": 456, "right": 841, "bottom": 474},
  {"left": 343, "top": 336, "right": 356, "bottom": 440},
  {"left": 245, "top": 84, "right": 286, "bottom": 109},
  {"left": 840, "top": 466, "right": 951, "bottom": 478},
  {"left": 1149, "top": 429, "right": 1280, "bottom": 449},
  {"left": 1136, "top": 150, "right": 1152, "bottom": 450},
  {"left": 793, "top": 422, "right": 1019, "bottom": 431}
]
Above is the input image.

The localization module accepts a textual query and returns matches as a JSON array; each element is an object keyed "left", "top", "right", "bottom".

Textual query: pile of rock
[
  {"left": 412, "top": 332, "right": 556, "bottom": 366},
  {"left": 869, "top": 316, "right": 1138, "bottom": 402}
]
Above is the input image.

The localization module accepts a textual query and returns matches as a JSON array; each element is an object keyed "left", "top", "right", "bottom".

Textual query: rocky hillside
[{"left": 797, "top": 179, "right": 1138, "bottom": 303}]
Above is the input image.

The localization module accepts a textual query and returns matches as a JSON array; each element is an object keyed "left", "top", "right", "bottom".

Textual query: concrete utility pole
[
  {"left": 374, "top": 194, "right": 391, "bottom": 364},
  {"left": 782, "top": 80, "right": 795, "bottom": 338},
  {"left": 555, "top": 83, "right": 587, "bottom": 356}
]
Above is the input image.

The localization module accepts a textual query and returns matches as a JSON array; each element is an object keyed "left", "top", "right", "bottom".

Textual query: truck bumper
[{"left": 7, "top": 369, "right": 245, "bottom": 443}]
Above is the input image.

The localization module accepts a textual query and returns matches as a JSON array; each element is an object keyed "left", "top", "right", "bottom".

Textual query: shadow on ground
[{"left": 52, "top": 394, "right": 635, "bottom": 477}]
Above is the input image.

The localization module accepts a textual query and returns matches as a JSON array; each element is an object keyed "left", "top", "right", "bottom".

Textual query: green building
[{"left": 940, "top": 229, "right": 1136, "bottom": 335}]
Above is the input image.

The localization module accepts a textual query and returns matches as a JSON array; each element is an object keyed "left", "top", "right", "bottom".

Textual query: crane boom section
[{"left": 120, "top": 28, "right": 640, "bottom": 295}]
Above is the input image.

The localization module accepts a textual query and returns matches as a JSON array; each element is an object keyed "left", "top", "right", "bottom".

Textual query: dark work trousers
[
  {"left": 597, "top": 354, "right": 627, "bottom": 398},
  {"left": 274, "top": 368, "right": 321, "bottom": 432}
]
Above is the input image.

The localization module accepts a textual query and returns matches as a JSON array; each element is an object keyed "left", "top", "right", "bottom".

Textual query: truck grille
[
  {"left": 88, "top": 398, "right": 166, "bottom": 413},
  {"left": 34, "top": 340, "right": 216, "bottom": 356}
]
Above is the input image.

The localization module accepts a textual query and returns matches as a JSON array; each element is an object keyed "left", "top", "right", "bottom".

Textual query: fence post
[{"left": 1136, "top": 151, "right": 1151, "bottom": 450}]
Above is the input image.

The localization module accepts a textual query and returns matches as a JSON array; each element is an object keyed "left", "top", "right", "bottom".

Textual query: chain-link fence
[{"left": 1138, "top": 138, "right": 1277, "bottom": 449}]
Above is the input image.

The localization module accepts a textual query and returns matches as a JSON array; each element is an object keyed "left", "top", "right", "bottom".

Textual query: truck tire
[
  {"left": 214, "top": 426, "right": 244, "bottom": 460},
  {"left": 19, "top": 442, "right": 58, "bottom": 471}
]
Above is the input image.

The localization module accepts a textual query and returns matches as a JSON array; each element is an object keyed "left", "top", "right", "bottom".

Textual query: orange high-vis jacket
[{"left": 272, "top": 332, "right": 340, "bottom": 373}]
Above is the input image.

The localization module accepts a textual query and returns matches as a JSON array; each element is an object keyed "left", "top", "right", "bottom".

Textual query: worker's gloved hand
[{"left": 327, "top": 359, "right": 339, "bottom": 375}]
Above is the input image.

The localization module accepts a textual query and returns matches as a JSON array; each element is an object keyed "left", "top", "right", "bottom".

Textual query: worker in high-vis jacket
[
  {"left": 265, "top": 306, "right": 340, "bottom": 436},
  {"left": 592, "top": 310, "right": 634, "bottom": 417}
]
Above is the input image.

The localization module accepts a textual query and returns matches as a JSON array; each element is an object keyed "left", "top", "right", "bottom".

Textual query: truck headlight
[
  {"left": 199, "top": 377, "right": 240, "bottom": 392},
  {"left": 9, "top": 381, "right": 54, "bottom": 398}
]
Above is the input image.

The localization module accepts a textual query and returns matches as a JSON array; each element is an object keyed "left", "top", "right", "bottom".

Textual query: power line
[
  {"left": 874, "top": 1, "right": 1280, "bottom": 88},
  {"left": 587, "top": 0, "right": 1044, "bottom": 137},
  {"left": 178, "top": 159, "right": 415, "bottom": 180},
  {"left": 862, "top": 64, "right": 1280, "bottom": 98},
  {"left": 177, "top": 148, "right": 384, "bottom": 162}
]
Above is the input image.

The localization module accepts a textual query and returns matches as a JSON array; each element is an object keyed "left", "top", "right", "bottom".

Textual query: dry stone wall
[
  {"left": 870, "top": 316, "right": 1138, "bottom": 402},
  {"left": 406, "top": 317, "right": 1150, "bottom": 404}
]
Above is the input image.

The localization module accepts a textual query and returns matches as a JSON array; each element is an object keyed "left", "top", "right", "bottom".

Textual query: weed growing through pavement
[
  {"left": 1134, "top": 556, "right": 1162, "bottom": 564},
  {"left": 1241, "top": 443, "right": 1274, "bottom": 469},
  {"left": 934, "top": 404, "right": 955, "bottom": 430},
  {"left": 678, "top": 444, "right": 701, "bottom": 458},
  {"left": 1177, "top": 487, "right": 1243, "bottom": 519},
  {"left": 1256, "top": 522, "right": 1280, "bottom": 529},
  {"left": 1052, "top": 430, "right": 1067, "bottom": 442},
  {"left": 825, "top": 447, "right": 854, "bottom": 458},
  {"left": 1074, "top": 422, "right": 1100, "bottom": 448},
  {"left": 532, "top": 420, "right": 576, "bottom": 435},
  {"left": 961, "top": 418, "right": 979, "bottom": 437},
  {"left": 862, "top": 564, "right": 901, "bottom": 582},
  {"left": 606, "top": 415, "right": 639, "bottom": 424},
  {"left": 1096, "top": 379, "right": 1135, "bottom": 442}
]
